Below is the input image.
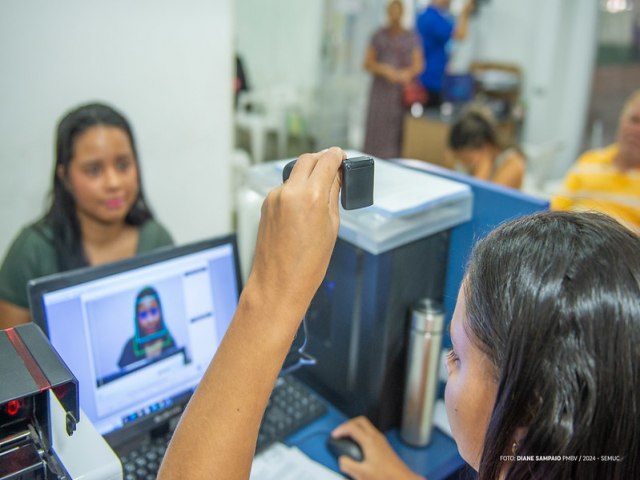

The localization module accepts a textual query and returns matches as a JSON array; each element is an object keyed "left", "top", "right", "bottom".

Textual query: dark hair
[
  {"left": 464, "top": 211, "right": 640, "bottom": 479},
  {"left": 448, "top": 108, "right": 500, "bottom": 151},
  {"left": 43, "top": 102, "right": 153, "bottom": 270}
]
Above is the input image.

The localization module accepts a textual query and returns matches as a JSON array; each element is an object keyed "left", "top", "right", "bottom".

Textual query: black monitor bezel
[{"left": 28, "top": 234, "right": 242, "bottom": 335}]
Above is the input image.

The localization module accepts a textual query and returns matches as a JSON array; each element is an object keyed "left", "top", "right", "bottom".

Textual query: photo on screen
[{"left": 85, "top": 275, "right": 191, "bottom": 386}]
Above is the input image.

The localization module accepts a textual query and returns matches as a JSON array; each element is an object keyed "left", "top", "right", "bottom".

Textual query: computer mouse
[{"left": 326, "top": 436, "right": 364, "bottom": 462}]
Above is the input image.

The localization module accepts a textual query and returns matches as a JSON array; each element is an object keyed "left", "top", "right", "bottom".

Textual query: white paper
[
  {"left": 370, "top": 160, "right": 470, "bottom": 217},
  {"left": 251, "top": 443, "right": 343, "bottom": 480},
  {"left": 273, "top": 154, "right": 470, "bottom": 218}
]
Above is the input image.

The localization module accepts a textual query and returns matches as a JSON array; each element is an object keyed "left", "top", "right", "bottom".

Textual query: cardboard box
[{"left": 401, "top": 113, "right": 454, "bottom": 169}]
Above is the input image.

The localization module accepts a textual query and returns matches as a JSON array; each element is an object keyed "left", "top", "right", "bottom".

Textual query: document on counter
[
  {"left": 370, "top": 159, "right": 470, "bottom": 217},
  {"left": 251, "top": 443, "right": 343, "bottom": 480}
]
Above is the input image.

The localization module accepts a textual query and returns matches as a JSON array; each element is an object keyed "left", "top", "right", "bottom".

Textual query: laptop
[{"left": 28, "top": 236, "right": 242, "bottom": 464}]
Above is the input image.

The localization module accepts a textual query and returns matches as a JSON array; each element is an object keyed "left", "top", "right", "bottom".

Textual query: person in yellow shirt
[{"left": 551, "top": 90, "right": 640, "bottom": 232}]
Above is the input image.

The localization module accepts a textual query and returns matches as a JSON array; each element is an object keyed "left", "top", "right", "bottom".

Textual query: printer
[
  {"left": 1, "top": 323, "right": 79, "bottom": 479},
  {"left": 0, "top": 323, "right": 121, "bottom": 480}
]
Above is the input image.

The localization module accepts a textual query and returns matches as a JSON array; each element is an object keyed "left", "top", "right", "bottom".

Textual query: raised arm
[
  {"left": 453, "top": 0, "right": 475, "bottom": 41},
  {"left": 157, "top": 148, "right": 345, "bottom": 480}
]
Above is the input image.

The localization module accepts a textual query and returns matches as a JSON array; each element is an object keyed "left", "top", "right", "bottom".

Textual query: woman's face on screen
[{"left": 137, "top": 296, "right": 162, "bottom": 336}]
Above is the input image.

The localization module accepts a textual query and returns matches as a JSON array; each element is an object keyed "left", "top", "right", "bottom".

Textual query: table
[{"left": 285, "top": 396, "right": 465, "bottom": 479}]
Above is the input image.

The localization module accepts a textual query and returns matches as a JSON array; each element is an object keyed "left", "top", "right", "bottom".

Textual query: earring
[{"left": 512, "top": 441, "right": 519, "bottom": 455}]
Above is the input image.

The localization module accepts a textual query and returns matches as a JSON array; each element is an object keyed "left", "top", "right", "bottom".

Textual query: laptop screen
[{"left": 28, "top": 235, "right": 241, "bottom": 446}]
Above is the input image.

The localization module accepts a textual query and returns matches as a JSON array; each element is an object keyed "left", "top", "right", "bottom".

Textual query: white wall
[
  {"left": 235, "top": 0, "right": 324, "bottom": 92},
  {"left": 0, "top": 0, "right": 233, "bottom": 258},
  {"left": 464, "top": 0, "right": 599, "bottom": 178}
]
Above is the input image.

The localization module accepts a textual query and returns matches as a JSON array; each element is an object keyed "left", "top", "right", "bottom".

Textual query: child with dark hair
[
  {"left": 118, "top": 286, "right": 176, "bottom": 369},
  {"left": 0, "top": 102, "right": 173, "bottom": 329},
  {"left": 449, "top": 106, "right": 526, "bottom": 189}
]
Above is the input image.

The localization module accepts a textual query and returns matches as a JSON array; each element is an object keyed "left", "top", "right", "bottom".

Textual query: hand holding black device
[
  {"left": 280, "top": 155, "right": 375, "bottom": 375},
  {"left": 283, "top": 156, "right": 375, "bottom": 210}
]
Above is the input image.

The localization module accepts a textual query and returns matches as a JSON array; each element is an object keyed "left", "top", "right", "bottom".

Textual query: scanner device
[{"left": 282, "top": 156, "right": 375, "bottom": 210}]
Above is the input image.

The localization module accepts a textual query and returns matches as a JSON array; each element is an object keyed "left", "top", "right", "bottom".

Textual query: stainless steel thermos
[{"left": 400, "top": 298, "right": 444, "bottom": 447}]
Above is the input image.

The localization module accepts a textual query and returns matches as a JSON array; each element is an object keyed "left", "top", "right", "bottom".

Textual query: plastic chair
[{"left": 235, "top": 87, "right": 304, "bottom": 164}]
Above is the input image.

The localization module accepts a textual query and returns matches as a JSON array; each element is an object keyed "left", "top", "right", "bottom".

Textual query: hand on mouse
[{"left": 331, "top": 416, "right": 426, "bottom": 480}]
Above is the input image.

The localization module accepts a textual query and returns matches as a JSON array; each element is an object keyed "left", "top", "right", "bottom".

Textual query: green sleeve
[
  {"left": 0, "top": 226, "right": 59, "bottom": 309},
  {"left": 137, "top": 219, "right": 175, "bottom": 254}
]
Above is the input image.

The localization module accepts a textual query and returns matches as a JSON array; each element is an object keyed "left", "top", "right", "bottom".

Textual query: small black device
[
  {"left": 282, "top": 156, "right": 375, "bottom": 210},
  {"left": 326, "top": 436, "right": 364, "bottom": 462}
]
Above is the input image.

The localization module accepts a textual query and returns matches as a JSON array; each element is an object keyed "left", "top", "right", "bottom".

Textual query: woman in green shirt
[{"left": 0, "top": 103, "right": 173, "bottom": 329}]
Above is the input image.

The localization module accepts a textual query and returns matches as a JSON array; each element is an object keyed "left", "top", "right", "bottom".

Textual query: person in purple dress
[{"left": 363, "top": 0, "right": 423, "bottom": 159}]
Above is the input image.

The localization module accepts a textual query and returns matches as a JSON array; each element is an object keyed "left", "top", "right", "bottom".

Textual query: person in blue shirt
[{"left": 417, "top": 0, "right": 475, "bottom": 106}]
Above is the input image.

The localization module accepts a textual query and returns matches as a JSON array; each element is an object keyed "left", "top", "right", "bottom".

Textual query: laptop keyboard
[
  {"left": 256, "top": 375, "right": 328, "bottom": 453},
  {"left": 120, "top": 375, "right": 327, "bottom": 479},
  {"left": 122, "top": 432, "right": 171, "bottom": 480}
]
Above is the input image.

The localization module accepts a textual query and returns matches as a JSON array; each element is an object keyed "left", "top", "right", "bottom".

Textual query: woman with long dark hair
[
  {"left": 333, "top": 211, "right": 640, "bottom": 479},
  {"left": 0, "top": 102, "right": 173, "bottom": 329}
]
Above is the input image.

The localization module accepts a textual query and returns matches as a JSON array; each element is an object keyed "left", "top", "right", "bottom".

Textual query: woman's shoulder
[
  {"left": 138, "top": 219, "right": 174, "bottom": 253},
  {"left": 496, "top": 147, "right": 525, "bottom": 166},
  {"left": 577, "top": 144, "right": 618, "bottom": 165},
  {"left": 0, "top": 220, "right": 58, "bottom": 308},
  {"left": 7, "top": 220, "right": 55, "bottom": 254}
]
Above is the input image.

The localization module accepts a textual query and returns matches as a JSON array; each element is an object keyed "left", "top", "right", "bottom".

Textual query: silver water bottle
[{"left": 400, "top": 298, "right": 444, "bottom": 447}]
